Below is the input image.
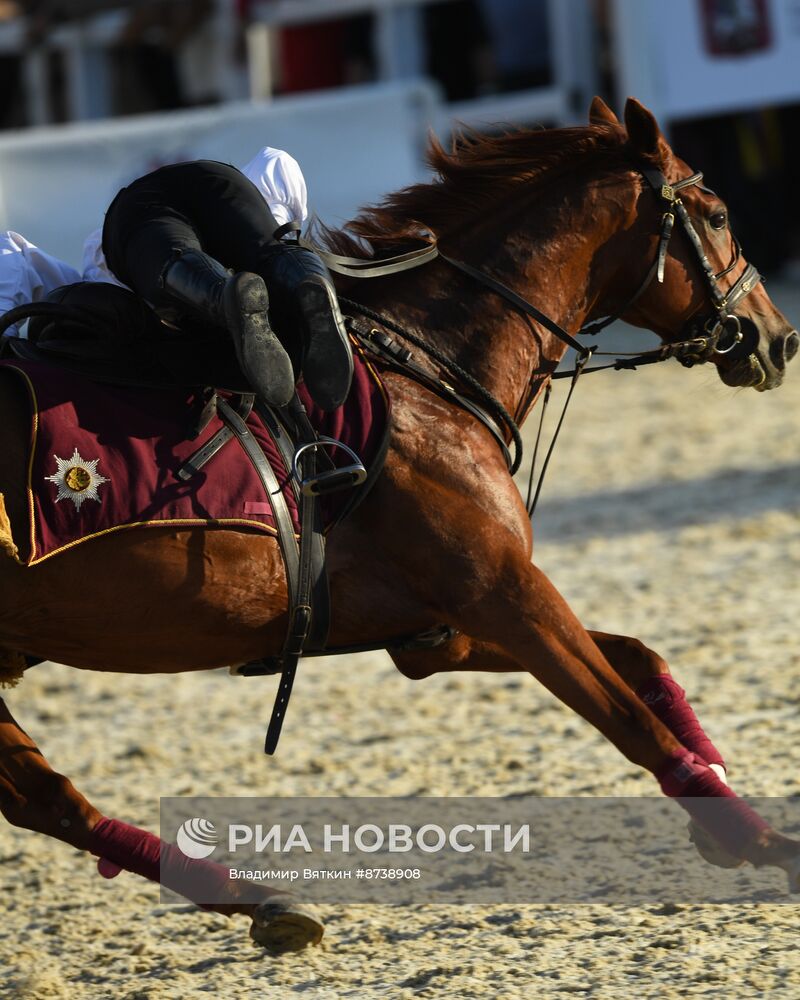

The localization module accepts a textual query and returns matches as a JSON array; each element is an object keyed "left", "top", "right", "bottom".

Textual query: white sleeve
[
  {"left": 239, "top": 147, "right": 309, "bottom": 229},
  {"left": 0, "top": 231, "right": 81, "bottom": 337},
  {"left": 81, "top": 227, "right": 127, "bottom": 288}
]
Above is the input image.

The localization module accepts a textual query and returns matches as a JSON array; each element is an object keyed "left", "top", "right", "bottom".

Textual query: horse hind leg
[{"left": 0, "top": 697, "right": 323, "bottom": 952}]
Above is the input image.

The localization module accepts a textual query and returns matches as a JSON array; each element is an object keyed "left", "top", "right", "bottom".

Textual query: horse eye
[{"left": 709, "top": 211, "right": 728, "bottom": 230}]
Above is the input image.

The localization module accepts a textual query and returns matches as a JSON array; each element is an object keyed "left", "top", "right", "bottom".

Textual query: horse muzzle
[
  {"left": 678, "top": 313, "right": 794, "bottom": 391},
  {"left": 716, "top": 321, "right": 798, "bottom": 391}
]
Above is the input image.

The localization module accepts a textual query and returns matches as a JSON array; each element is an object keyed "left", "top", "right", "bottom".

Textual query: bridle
[
  {"left": 311, "top": 159, "right": 764, "bottom": 507},
  {"left": 632, "top": 166, "right": 762, "bottom": 365},
  {"left": 443, "top": 165, "right": 763, "bottom": 371}
]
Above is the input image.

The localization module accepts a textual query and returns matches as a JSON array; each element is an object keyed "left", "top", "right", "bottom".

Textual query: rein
[{"left": 311, "top": 162, "right": 762, "bottom": 517}]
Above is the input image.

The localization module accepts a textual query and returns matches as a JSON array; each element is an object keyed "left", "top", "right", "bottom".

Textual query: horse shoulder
[{"left": 328, "top": 374, "right": 533, "bottom": 617}]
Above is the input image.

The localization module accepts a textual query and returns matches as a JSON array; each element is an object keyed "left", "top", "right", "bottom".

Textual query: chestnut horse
[{"left": 0, "top": 98, "right": 798, "bottom": 952}]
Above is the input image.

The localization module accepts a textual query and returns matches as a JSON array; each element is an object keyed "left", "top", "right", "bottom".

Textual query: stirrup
[{"left": 292, "top": 437, "right": 367, "bottom": 496}]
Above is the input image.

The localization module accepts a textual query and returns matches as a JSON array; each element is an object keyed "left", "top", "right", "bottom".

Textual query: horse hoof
[
  {"left": 687, "top": 820, "right": 745, "bottom": 869},
  {"left": 249, "top": 897, "right": 324, "bottom": 953}
]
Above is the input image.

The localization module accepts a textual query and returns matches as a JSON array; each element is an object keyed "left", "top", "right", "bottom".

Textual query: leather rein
[{"left": 306, "top": 163, "right": 762, "bottom": 514}]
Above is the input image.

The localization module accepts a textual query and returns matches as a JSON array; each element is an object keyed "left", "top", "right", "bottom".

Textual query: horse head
[{"left": 592, "top": 96, "right": 798, "bottom": 391}]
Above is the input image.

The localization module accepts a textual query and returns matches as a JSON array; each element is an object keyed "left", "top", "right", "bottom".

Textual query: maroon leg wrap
[
  {"left": 637, "top": 675, "right": 725, "bottom": 768},
  {"left": 88, "top": 816, "right": 237, "bottom": 906},
  {"left": 656, "top": 751, "right": 769, "bottom": 857}
]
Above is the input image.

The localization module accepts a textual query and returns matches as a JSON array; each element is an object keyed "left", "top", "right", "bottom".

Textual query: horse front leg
[
  {"left": 395, "top": 629, "right": 726, "bottom": 775},
  {"left": 440, "top": 556, "right": 800, "bottom": 883},
  {"left": 393, "top": 628, "right": 739, "bottom": 868},
  {"left": 0, "top": 697, "right": 323, "bottom": 953},
  {"left": 587, "top": 631, "right": 745, "bottom": 868},
  {"left": 588, "top": 631, "right": 727, "bottom": 780}
]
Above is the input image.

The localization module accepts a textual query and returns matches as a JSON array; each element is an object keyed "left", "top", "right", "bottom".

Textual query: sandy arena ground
[{"left": 0, "top": 286, "right": 798, "bottom": 999}]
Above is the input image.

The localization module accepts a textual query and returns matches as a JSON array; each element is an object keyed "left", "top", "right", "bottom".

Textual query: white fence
[
  {"left": 611, "top": 0, "right": 800, "bottom": 123},
  {"left": 247, "top": 0, "right": 596, "bottom": 131},
  {"left": 0, "top": 81, "right": 438, "bottom": 267}
]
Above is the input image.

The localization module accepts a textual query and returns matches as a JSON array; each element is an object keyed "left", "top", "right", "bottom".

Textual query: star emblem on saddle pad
[{"left": 45, "top": 448, "right": 110, "bottom": 511}]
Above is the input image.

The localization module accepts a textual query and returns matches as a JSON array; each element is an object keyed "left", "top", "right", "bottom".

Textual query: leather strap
[
  {"left": 178, "top": 394, "right": 255, "bottom": 481},
  {"left": 437, "top": 252, "right": 588, "bottom": 354},
  {"left": 264, "top": 396, "right": 328, "bottom": 754},
  {"left": 258, "top": 400, "right": 330, "bottom": 653},
  {"left": 273, "top": 220, "right": 303, "bottom": 241},
  {"left": 302, "top": 236, "right": 440, "bottom": 279},
  {"left": 218, "top": 395, "right": 329, "bottom": 754},
  {"left": 216, "top": 397, "right": 300, "bottom": 610},
  {"left": 177, "top": 425, "right": 234, "bottom": 481},
  {"left": 351, "top": 321, "right": 513, "bottom": 471}
]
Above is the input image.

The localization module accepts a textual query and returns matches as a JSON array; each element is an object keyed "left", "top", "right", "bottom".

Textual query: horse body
[{"left": 0, "top": 98, "right": 798, "bottom": 951}]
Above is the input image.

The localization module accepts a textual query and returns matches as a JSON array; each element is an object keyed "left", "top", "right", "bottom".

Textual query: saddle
[
  {"left": 0, "top": 283, "right": 385, "bottom": 753},
  {"left": 6, "top": 281, "right": 254, "bottom": 391}
]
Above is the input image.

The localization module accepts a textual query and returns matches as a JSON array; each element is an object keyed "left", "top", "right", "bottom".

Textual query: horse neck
[{"left": 355, "top": 176, "right": 625, "bottom": 423}]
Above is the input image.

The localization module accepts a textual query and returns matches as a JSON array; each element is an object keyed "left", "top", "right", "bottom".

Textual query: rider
[
  {"left": 1, "top": 148, "right": 353, "bottom": 411},
  {"left": 100, "top": 158, "right": 352, "bottom": 411},
  {"left": 2, "top": 147, "right": 303, "bottom": 333}
]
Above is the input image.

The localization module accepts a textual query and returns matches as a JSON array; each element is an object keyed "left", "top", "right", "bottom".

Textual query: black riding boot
[
  {"left": 258, "top": 244, "right": 353, "bottom": 411},
  {"left": 159, "top": 250, "right": 295, "bottom": 407}
]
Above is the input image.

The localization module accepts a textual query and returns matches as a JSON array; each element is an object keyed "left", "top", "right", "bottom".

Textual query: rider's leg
[
  {"left": 253, "top": 242, "right": 353, "bottom": 411},
  {"left": 102, "top": 167, "right": 295, "bottom": 407},
  {"left": 186, "top": 160, "right": 354, "bottom": 410},
  {"left": 103, "top": 161, "right": 352, "bottom": 410},
  {"left": 161, "top": 252, "right": 296, "bottom": 408}
]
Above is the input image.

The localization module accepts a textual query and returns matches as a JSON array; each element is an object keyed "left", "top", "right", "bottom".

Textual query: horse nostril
[{"left": 770, "top": 331, "right": 799, "bottom": 370}]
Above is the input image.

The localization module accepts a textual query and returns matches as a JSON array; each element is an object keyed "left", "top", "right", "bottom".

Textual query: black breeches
[{"left": 102, "top": 160, "right": 281, "bottom": 309}]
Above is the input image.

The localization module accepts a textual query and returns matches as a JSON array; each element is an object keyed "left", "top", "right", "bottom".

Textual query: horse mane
[{"left": 316, "top": 122, "right": 630, "bottom": 259}]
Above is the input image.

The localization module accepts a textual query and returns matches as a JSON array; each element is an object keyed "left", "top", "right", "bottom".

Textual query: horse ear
[
  {"left": 624, "top": 98, "right": 668, "bottom": 159},
  {"left": 589, "top": 96, "right": 619, "bottom": 125}
]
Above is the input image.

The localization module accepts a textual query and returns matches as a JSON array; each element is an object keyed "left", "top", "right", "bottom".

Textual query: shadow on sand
[{"left": 535, "top": 462, "right": 800, "bottom": 541}]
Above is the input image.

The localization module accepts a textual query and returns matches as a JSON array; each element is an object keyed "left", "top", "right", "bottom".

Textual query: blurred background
[{"left": 0, "top": 0, "right": 799, "bottom": 277}]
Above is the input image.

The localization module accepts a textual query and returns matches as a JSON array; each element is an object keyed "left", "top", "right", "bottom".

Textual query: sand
[{"left": 0, "top": 286, "right": 798, "bottom": 999}]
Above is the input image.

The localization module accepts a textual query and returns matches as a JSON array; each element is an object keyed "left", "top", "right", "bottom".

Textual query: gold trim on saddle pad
[
  {"left": 4, "top": 363, "right": 286, "bottom": 566},
  {"left": 0, "top": 496, "right": 26, "bottom": 685}
]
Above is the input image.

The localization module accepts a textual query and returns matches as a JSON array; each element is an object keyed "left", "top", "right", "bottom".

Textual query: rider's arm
[
  {"left": 0, "top": 231, "right": 82, "bottom": 336},
  {"left": 81, "top": 227, "right": 128, "bottom": 288}
]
